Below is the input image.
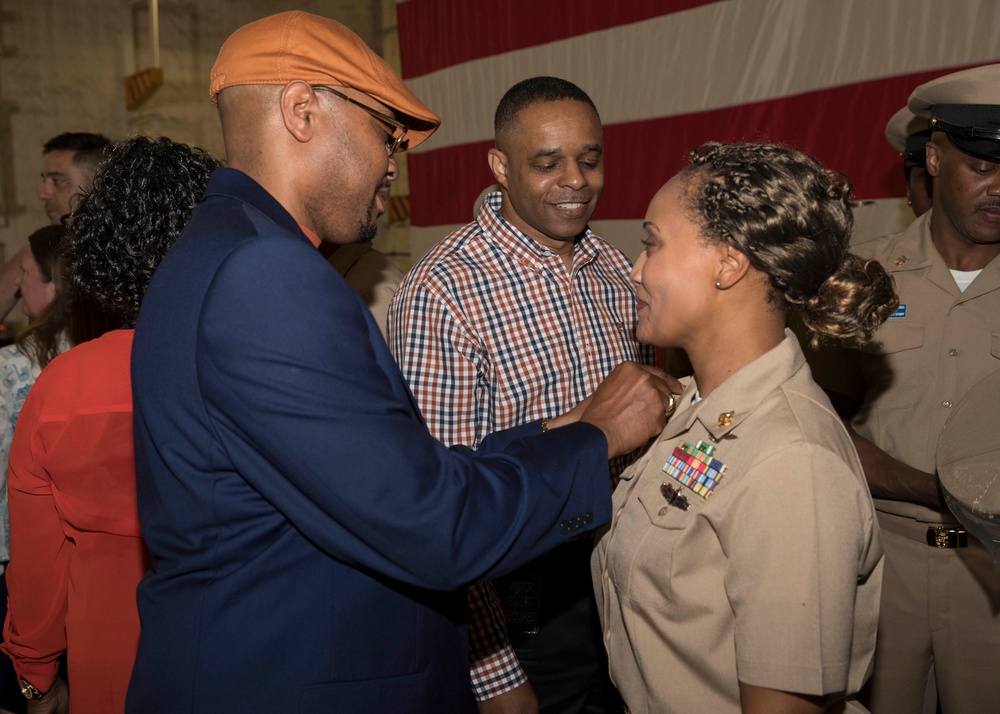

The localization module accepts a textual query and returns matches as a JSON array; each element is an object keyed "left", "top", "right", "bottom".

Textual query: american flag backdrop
[{"left": 395, "top": 0, "right": 1000, "bottom": 262}]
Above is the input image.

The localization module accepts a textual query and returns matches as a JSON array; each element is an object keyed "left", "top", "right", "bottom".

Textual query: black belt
[{"left": 926, "top": 526, "right": 968, "bottom": 549}]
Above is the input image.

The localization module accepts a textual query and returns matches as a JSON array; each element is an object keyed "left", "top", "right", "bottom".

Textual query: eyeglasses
[{"left": 313, "top": 85, "right": 409, "bottom": 156}]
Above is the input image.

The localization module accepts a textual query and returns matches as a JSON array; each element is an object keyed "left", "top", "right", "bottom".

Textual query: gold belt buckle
[{"left": 925, "top": 526, "right": 968, "bottom": 549}]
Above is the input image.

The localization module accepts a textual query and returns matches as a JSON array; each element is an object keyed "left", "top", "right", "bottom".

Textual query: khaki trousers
[{"left": 860, "top": 513, "right": 1000, "bottom": 714}]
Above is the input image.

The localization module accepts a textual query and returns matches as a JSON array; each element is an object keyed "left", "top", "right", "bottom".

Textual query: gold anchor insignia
[
  {"left": 717, "top": 411, "right": 735, "bottom": 428},
  {"left": 893, "top": 255, "right": 908, "bottom": 267}
]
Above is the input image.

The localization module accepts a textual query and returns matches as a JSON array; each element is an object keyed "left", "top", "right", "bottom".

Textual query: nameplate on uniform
[{"left": 889, "top": 304, "right": 907, "bottom": 319}]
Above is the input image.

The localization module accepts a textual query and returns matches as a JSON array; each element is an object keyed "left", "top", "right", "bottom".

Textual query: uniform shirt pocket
[
  {"left": 990, "top": 331, "right": 1000, "bottom": 360},
  {"left": 608, "top": 481, "right": 704, "bottom": 609},
  {"left": 858, "top": 321, "right": 925, "bottom": 409}
]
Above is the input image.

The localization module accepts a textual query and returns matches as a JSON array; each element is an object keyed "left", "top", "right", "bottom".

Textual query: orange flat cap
[{"left": 210, "top": 11, "right": 440, "bottom": 150}]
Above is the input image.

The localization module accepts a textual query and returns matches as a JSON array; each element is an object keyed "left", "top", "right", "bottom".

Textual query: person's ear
[
  {"left": 715, "top": 244, "right": 751, "bottom": 290},
  {"left": 280, "top": 81, "right": 319, "bottom": 143},
  {"left": 487, "top": 148, "right": 510, "bottom": 189},
  {"left": 925, "top": 138, "right": 942, "bottom": 179}
]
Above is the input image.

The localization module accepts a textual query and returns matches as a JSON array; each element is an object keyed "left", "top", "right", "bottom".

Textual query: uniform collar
[
  {"left": 665, "top": 331, "right": 804, "bottom": 445},
  {"left": 618, "top": 332, "right": 805, "bottom": 483},
  {"left": 889, "top": 209, "right": 1000, "bottom": 301}
]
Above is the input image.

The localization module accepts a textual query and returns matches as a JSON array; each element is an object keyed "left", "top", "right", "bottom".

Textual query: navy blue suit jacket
[{"left": 127, "top": 169, "right": 612, "bottom": 713}]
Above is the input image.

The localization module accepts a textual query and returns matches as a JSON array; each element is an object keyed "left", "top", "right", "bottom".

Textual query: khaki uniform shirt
[
  {"left": 328, "top": 243, "right": 403, "bottom": 341},
  {"left": 816, "top": 211, "right": 1000, "bottom": 523},
  {"left": 592, "top": 334, "right": 882, "bottom": 713}
]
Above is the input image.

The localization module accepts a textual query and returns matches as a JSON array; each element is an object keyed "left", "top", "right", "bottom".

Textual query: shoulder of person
[
  {"left": 852, "top": 212, "right": 928, "bottom": 264},
  {"left": 398, "top": 221, "right": 493, "bottom": 293}
]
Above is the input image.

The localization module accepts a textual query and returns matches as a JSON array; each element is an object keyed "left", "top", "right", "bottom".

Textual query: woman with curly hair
[
  {"left": 592, "top": 143, "right": 898, "bottom": 714},
  {"left": 1, "top": 136, "right": 219, "bottom": 713}
]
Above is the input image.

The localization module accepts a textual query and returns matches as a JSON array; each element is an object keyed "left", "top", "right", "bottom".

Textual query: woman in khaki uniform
[{"left": 593, "top": 143, "right": 897, "bottom": 714}]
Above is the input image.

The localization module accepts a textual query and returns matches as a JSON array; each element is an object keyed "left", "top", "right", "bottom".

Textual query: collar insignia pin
[
  {"left": 717, "top": 411, "right": 735, "bottom": 428},
  {"left": 894, "top": 255, "right": 908, "bottom": 267}
]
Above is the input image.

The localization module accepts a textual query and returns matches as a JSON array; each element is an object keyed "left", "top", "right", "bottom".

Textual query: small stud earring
[{"left": 716, "top": 281, "right": 722, "bottom": 289}]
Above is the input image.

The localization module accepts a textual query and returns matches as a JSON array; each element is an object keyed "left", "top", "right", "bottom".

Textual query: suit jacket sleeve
[
  {"left": 389, "top": 263, "right": 529, "bottom": 697},
  {"left": 196, "top": 236, "right": 611, "bottom": 590}
]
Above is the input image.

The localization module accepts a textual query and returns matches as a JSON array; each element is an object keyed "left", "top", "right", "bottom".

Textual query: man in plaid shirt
[{"left": 390, "top": 77, "right": 655, "bottom": 714}]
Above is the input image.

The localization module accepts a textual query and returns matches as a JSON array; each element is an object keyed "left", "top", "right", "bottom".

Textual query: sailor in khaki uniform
[
  {"left": 593, "top": 143, "right": 897, "bottom": 714},
  {"left": 806, "top": 64, "right": 1000, "bottom": 714},
  {"left": 594, "top": 333, "right": 882, "bottom": 713},
  {"left": 884, "top": 106, "right": 933, "bottom": 218}
]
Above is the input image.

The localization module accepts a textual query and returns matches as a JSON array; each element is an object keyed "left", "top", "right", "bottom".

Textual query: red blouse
[{"left": 2, "top": 329, "right": 148, "bottom": 712}]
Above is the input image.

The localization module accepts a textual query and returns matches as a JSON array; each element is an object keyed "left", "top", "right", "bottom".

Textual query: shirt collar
[
  {"left": 297, "top": 223, "right": 322, "bottom": 248},
  {"left": 476, "top": 191, "right": 600, "bottom": 271}
]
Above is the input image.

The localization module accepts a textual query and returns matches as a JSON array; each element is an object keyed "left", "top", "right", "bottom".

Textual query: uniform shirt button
[
  {"left": 948, "top": 349, "right": 959, "bottom": 357},
  {"left": 943, "top": 400, "right": 953, "bottom": 408}
]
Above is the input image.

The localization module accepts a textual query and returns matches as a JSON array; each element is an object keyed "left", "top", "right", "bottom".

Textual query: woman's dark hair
[
  {"left": 16, "top": 225, "right": 71, "bottom": 368},
  {"left": 66, "top": 136, "right": 220, "bottom": 326},
  {"left": 682, "top": 142, "right": 898, "bottom": 345}
]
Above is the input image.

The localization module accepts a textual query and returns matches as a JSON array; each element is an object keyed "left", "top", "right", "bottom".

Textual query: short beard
[
  {"left": 355, "top": 210, "right": 377, "bottom": 244},
  {"left": 354, "top": 181, "right": 389, "bottom": 244}
]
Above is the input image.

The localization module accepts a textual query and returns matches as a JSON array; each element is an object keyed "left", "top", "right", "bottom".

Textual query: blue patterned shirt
[{"left": 0, "top": 335, "right": 70, "bottom": 571}]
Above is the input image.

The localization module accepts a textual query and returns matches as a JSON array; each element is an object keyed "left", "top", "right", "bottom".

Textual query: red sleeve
[{"left": 1, "top": 383, "right": 69, "bottom": 691}]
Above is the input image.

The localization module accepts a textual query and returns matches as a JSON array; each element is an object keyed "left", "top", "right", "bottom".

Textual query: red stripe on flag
[
  {"left": 397, "top": 0, "right": 721, "bottom": 79},
  {"left": 409, "top": 66, "right": 987, "bottom": 227}
]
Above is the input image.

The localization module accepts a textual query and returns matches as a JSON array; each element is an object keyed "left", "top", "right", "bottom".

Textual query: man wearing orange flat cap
[
  {"left": 126, "top": 12, "right": 673, "bottom": 714},
  {"left": 807, "top": 62, "right": 1000, "bottom": 714}
]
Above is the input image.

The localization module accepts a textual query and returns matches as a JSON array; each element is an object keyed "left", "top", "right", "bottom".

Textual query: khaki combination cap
[
  {"left": 908, "top": 63, "right": 1000, "bottom": 161},
  {"left": 884, "top": 106, "right": 931, "bottom": 166},
  {"left": 210, "top": 11, "right": 440, "bottom": 150},
  {"left": 938, "top": 369, "right": 1000, "bottom": 515},
  {"left": 937, "top": 369, "right": 1000, "bottom": 558}
]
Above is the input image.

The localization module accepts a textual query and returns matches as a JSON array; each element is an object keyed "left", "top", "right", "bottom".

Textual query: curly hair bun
[{"left": 800, "top": 254, "right": 899, "bottom": 346}]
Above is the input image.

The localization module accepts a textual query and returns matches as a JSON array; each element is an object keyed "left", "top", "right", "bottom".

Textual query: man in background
[
  {"left": 806, "top": 63, "right": 1000, "bottom": 714},
  {"left": 0, "top": 133, "right": 110, "bottom": 329},
  {"left": 38, "top": 133, "right": 110, "bottom": 226},
  {"left": 390, "top": 77, "right": 659, "bottom": 713},
  {"left": 884, "top": 107, "right": 933, "bottom": 218}
]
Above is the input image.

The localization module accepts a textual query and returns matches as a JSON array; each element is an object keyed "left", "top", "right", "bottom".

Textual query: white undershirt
[{"left": 951, "top": 268, "right": 982, "bottom": 293}]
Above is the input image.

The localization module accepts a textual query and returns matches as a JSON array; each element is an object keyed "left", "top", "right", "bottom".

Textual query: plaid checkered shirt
[{"left": 388, "top": 192, "right": 652, "bottom": 700}]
